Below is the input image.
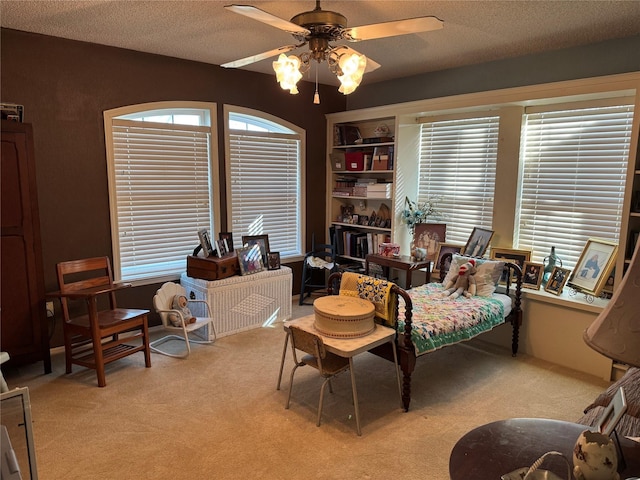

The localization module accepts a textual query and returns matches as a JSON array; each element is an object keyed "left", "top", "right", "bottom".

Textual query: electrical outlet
[{"left": 46, "top": 301, "right": 54, "bottom": 318}]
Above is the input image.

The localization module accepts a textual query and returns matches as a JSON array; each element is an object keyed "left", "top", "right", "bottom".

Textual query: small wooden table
[
  {"left": 449, "top": 418, "right": 640, "bottom": 479},
  {"left": 365, "top": 254, "right": 431, "bottom": 288},
  {"left": 277, "top": 314, "right": 402, "bottom": 435}
]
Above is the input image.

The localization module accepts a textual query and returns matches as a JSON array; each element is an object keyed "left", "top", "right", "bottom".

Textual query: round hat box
[{"left": 313, "top": 296, "right": 375, "bottom": 338}]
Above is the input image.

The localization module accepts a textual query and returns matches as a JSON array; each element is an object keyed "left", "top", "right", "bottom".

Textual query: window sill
[{"left": 519, "top": 286, "right": 608, "bottom": 314}]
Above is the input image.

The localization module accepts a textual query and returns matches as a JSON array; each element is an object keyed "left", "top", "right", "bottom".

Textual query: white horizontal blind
[
  {"left": 418, "top": 116, "right": 499, "bottom": 245},
  {"left": 517, "top": 104, "right": 634, "bottom": 269},
  {"left": 229, "top": 131, "right": 301, "bottom": 257},
  {"left": 112, "top": 119, "right": 212, "bottom": 281}
]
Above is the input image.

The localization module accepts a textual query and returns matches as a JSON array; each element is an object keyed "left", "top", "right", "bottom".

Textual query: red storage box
[{"left": 345, "top": 151, "right": 365, "bottom": 171}]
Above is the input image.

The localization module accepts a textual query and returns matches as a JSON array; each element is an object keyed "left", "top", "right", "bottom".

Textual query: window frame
[
  {"left": 415, "top": 112, "right": 501, "bottom": 247},
  {"left": 104, "top": 101, "right": 220, "bottom": 285},
  {"left": 224, "top": 105, "right": 305, "bottom": 262},
  {"left": 516, "top": 100, "right": 635, "bottom": 270}
]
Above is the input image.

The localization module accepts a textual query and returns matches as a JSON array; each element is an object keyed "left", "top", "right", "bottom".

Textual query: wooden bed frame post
[{"left": 394, "top": 286, "right": 415, "bottom": 412}]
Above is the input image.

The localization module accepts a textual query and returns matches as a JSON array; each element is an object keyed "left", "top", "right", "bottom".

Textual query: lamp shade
[
  {"left": 584, "top": 238, "right": 640, "bottom": 367},
  {"left": 337, "top": 53, "right": 367, "bottom": 95},
  {"left": 272, "top": 54, "right": 302, "bottom": 94}
]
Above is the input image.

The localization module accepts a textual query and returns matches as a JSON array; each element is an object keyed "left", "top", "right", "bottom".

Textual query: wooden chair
[
  {"left": 285, "top": 325, "right": 353, "bottom": 429},
  {"left": 151, "top": 282, "right": 216, "bottom": 358},
  {"left": 51, "top": 257, "right": 151, "bottom": 387}
]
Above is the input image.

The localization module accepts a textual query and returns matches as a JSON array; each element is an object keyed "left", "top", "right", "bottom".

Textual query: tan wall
[{"left": 475, "top": 296, "right": 612, "bottom": 380}]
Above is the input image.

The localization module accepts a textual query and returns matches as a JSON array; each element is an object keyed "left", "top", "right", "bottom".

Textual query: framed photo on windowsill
[
  {"left": 433, "top": 243, "right": 464, "bottom": 277},
  {"left": 463, "top": 227, "right": 494, "bottom": 257},
  {"left": 567, "top": 238, "right": 618, "bottom": 297},
  {"left": 544, "top": 266, "right": 571, "bottom": 295},
  {"left": 522, "top": 261, "right": 544, "bottom": 290},
  {"left": 490, "top": 248, "right": 531, "bottom": 284}
]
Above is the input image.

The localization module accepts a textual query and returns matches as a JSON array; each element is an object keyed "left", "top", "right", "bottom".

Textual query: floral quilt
[{"left": 398, "top": 282, "right": 506, "bottom": 356}]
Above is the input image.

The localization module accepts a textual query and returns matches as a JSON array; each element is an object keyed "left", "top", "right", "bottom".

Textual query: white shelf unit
[{"left": 326, "top": 113, "right": 400, "bottom": 265}]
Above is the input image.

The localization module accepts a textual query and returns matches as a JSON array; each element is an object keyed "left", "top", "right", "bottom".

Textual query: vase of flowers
[{"left": 401, "top": 196, "right": 444, "bottom": 258}]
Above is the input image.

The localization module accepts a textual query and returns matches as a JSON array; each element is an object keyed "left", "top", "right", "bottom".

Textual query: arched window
[
  {"left": 225, "top": 106, "right": 305, "bottom": 259},
  {"left": 104, "top": 101, "right": 219, "bottom": 283}
]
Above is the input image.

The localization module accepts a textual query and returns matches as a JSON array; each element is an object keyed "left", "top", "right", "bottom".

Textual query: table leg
[
  {"left": 349, "top": 357, "right": 361, "bottom": 436},
  {"left": 406, "top": 271, "right": 413, "bottom": 289},
  {"left": 276, "top": 329, "right": 290, "bottom": 391},
  {"left": 390, "top": 340, "right": 403, "bottom": 409}
]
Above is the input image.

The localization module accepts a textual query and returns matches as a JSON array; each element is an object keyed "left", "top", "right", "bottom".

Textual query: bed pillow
[{"left": 442, "top": 254, "right": 504, "bottom": 297}]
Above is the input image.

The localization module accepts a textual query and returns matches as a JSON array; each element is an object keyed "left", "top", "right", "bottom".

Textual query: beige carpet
[{"left": 3, "top": 301, "right": 610, "bottom": 480}]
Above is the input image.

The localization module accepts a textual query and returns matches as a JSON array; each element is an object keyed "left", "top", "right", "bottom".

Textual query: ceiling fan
[{"left": 221, "top": 1, "right": 443, "bottom": 100}]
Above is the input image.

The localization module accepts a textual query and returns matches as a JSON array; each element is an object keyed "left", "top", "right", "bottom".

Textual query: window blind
[
  {"left": 517, "top": 104, "right": 634, "bottom": 269},
  {"left": 418, "top": 116, "right": 499, "bottom": 245},
  {"left": 112, "top": 119, "right": 212, "bottom": 281},
  {"left": 228, "top": 131, "right": 301, "bottom": 257}
]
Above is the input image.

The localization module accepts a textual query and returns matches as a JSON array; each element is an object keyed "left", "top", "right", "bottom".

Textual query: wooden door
[{"left": 1, "top": 120, "right": 51, "bottom": 373}]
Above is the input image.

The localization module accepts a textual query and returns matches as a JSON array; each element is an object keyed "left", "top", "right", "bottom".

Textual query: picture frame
[
  {"left": 219, "top": 232, "right": 234, "bottom": 252},
  {"left": 601, "top": 268, "right": 615, "bottom": 298},
  {"left": 267, "top": 252, "right": 281, "bottom": 270},
  {"left": 596, "top": 387, "right": 627, "bottom": 437},
  {"left": 236, "top": 244, "right": 264, "bottom": 275},
  {"left": 215, "top": 239, "right": 229, "bottom": 258},
  {"left": 544, "top": 266, "right": 571, "bottom": 295},
  {"left": 413, "top": 223, "right": 446, "bottom": 262},
  {"left": 197, "top": 228, "right": 214, "bottom": 258},
  {"left": 463, "top": 227, "right": 494, "bottom": 257},
  {"left": 242, "top": 234, "right": 270, "bottom": 266},
  {"left": 433, "top": 243, "right": 464, "bottom": 276},
  {"left": 522, "top": 261, "right": 544, "bottom": 290},
  {"left": 567, "top": 238, "right": 618, "bottom": 296},
  {"left": 490, "top": 248, "right": 532, "bottom": 284}
]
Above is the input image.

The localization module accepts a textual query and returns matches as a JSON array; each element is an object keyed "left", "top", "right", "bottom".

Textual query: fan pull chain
[{"left": 314, "top": 63, "right": 320, "bottom": 104}]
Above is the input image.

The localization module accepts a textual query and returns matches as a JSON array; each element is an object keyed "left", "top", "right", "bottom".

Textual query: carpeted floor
[{"left": 2, "top": 300, "right": 609, "bottom": 480}]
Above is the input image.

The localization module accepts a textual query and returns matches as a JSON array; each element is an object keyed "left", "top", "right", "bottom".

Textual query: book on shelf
[
  {"left": 333, "top": 226, "right": 390, "bottom": 259},
  {"left": 336, "top": 125, "right": 362, "bottom": 146},
  {"left": 366, "top": 182, "right": 392, "bottom": 198},
  {"left": 361, "top": 136, "right": 394, "bottom": 144}
]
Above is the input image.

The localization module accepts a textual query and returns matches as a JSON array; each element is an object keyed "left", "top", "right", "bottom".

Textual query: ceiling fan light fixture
[
  {"left": 337, "top": 52, "right": 367, "bottom": 95},
  {"left": 272, "top": 53, "right": 302, "bottom": 94},
  {"left": 225, "top": 2, "right": 443, "bottom": 101}
]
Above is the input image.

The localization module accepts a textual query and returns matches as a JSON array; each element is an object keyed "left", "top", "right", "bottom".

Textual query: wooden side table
[
  {"left": 365, "top": 254, "right": 431, "bottom": 288},
  {"left": 449, "top": 418, "right": 640, "bottom": 479}
]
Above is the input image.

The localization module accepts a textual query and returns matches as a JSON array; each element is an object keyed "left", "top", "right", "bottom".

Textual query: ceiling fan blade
[
  {"left": 221, "top": 45, "right": 297, "bottom": 68},
  {"left": 224, "top": 5, "right": 310, "bottom": 36},
  {"left": 333, "top": 46, "right": 381, "bottom": 73},
  {"left": 345, "top": 16, "right": 443, "bottom": 41}
]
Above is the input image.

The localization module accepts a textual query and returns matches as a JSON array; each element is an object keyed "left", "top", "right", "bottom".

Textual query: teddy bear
[
  {"left": 442, "top": 259, "right": 477, "bottom": 299},
  {"left": 169, "top": 294, "right": 197, "bottom": 327}
]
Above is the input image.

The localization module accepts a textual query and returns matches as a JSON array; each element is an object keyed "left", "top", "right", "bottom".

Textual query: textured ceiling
[{"left": 2, "top": 1, "right": 640, "bottom": 87}]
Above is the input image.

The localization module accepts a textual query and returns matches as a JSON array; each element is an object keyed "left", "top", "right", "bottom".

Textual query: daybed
[{"left": 327, "top": 253, "right": 523, "bottom": 411}]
